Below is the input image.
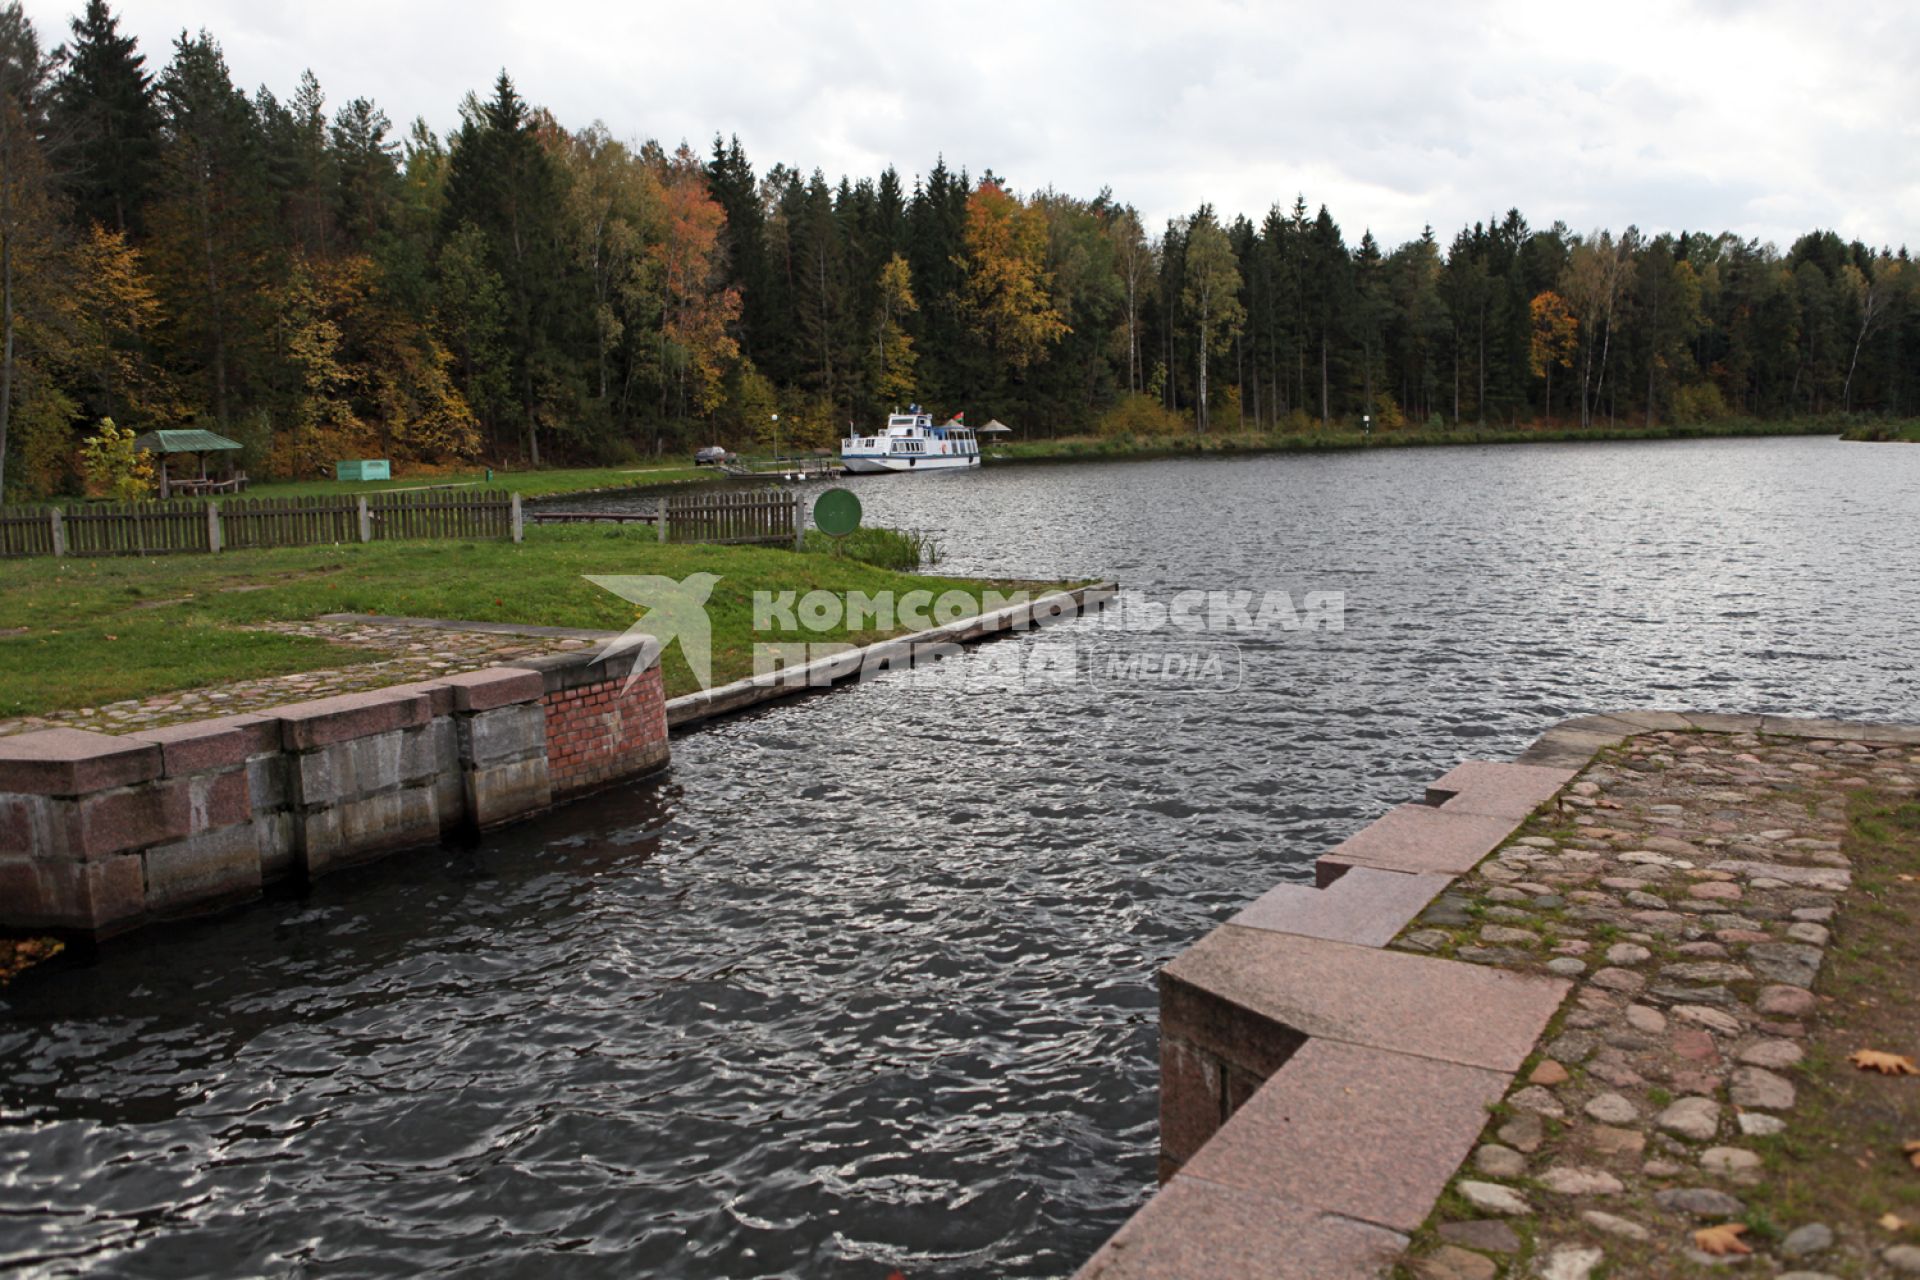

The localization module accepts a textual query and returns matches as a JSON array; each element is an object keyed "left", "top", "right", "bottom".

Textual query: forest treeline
[{"left": 2, "top": 2, "right": 1916, "bottom": 499}]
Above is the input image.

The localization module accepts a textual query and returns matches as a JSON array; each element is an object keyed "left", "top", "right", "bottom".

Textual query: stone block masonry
[
  {"left": 0, "top": 647, "right": 668, "bottom": 938},
  {"left": 1078, "top": 749, "right": 1585, "bottom": 1277},
  {"left": 1073, "top": 710, "right": 1920, "bottom": 1279}
]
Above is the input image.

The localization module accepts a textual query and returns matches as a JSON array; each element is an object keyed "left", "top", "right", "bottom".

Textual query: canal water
[{"left": 4, "top": 436, "right": 1917, "bottom": 1277}]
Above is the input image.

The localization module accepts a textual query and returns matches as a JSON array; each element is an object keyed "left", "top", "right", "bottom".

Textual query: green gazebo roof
[{"left": 132, "top": 428, "right": 244, "bottom": 454}]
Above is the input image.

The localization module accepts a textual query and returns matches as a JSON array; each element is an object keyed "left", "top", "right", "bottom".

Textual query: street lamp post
[
  {"left": 771, "top": 413, "right": 779, "bottom": 467},
  {"left": 1363, "top": 413, "right": 1371, "bottom": 440}
]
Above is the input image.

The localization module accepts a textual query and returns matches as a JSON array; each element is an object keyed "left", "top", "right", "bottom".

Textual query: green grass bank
[
  {"left": 1840, "top": 421, "right": 1920, "bottom": 443},
  {"left": 987, "top": 416, "right": 1885, "bottom": 466},
  {"left": 229, "top": 462, "right": 716, "bottom": 502},
  {"left": 0, "top": 528, "right": 1064, "bottom": 716}
]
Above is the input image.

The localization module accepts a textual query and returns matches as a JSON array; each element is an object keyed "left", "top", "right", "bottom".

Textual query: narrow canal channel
[{"left": 3, "top": 436, "right": 1917, "bottom": 1277}]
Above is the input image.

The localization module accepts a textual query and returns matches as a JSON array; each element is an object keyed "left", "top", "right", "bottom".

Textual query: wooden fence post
[
  {"left": 206, "top": 501, "right": 223, "bottom": 553},
  {"left": 48, "top": 508, "right": 66, "bottom": 558},
  {"left": 793, "top": 494, "right": 805, "bottom": 550},
  {"left": 356, "top": 496, "right": 372, "bottom": 543},
  {"left": 510, "top": 493, "right": 523, "bottom": 543},
  {"left": 656, "top": 497, "right": 668, "bottom": 543}
]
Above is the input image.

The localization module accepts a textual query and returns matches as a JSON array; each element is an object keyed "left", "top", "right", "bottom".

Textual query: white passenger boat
[{"left": 840, "top": 407, "right": 981, "bottom": 473}]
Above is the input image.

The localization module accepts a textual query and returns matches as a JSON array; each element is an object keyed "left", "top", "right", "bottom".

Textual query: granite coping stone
[
  {"left": 1677, "top": 711, "right": 1764, "bottom": 734},
  {"left": 1229, "top": 867, "right": 1452, "bottom": 947},
  {"left": 1163, "top": 924, "right": 1570, "bottom": 1073},
  {"left": 0, "top": 727, "right": 161, "bottom": 795},
  {"left": 1315, "top": 804, "right": 1523, "bottom": 882},
  {"left": 271, "top": 689, "right": 431, "bottom": 751},
  {"left": 1516, "top": 726, "right": 1629, "bottom": 768},
  {"left": 1424, "top": 760, "right": 1578, "bottom": 820},
  {"left": 519, "top": 646, "right": 653, "bottom": 694},
  {"left": 438, "top": 667, "right": 545, "bottom": 712},
  {"left": 1603, "top": 710, "right": 1697, "bottom": 732},
  {"left": 1757, "top": 714, "right": 1920, "bottom": 744},
  {"left": 129, "top": 715, "right": 277, "bottom": 776},
  {"left": 1179, "top": 1037, "right": 1511, "bottom": 1232},
  {"left": 1072, "top": 1176, "right": 1407, "bottom": 1280},
  {"left": 379, "top": 678, "right": 456, "bottom": 717}
]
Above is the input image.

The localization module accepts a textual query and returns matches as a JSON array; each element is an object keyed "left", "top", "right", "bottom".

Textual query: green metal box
[{"left": 336, "top": 459, "right": 391, "bottom": 482}]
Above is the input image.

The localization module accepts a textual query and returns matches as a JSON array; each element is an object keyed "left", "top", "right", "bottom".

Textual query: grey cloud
[{"left": 26, "top": 0, "right": 1913, "bottom": 250}]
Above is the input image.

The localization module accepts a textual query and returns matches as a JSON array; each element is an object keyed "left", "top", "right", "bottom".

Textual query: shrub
[
  {"left": 77, "top": 419, "right": 155, "bottom": 501},
  {"left": 1096, "top": 393, "right": 1191, "bottom": 438},
  {"left": 1364, "top": 394, "right": 1406, "bottom": 431},
  {"left": 803, "top": 525, "right": 943, "bottom": 571},
  {"left": 1670, "top": 381, "right": 1728, "bottom": 425}
]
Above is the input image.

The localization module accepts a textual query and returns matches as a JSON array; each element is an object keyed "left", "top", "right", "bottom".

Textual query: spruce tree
[
  {"left": 51, "top": 0, "right": 159, "bottom": 234},
  {"left": 442, "top": 72, "right": 568, "bottom": 465}
]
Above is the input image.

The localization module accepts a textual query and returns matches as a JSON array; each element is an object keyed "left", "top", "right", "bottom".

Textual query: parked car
[{"left": 694, "top": 446, "right": 736, "bottom": 466}]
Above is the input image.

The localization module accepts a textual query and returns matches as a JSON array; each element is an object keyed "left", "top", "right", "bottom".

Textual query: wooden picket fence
[
  {"left": 0, "top": 489, "right": 522, "bottom": 558},
  {"left": 0, "top": 505, "right": 61, "bottom": 557},
  {"left": 661, "top": 488, "right": 800, "bottom": 546}
]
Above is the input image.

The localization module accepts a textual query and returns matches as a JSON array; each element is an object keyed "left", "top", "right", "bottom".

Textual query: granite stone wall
[{"left": 0, "top": 648, "right": 667, "bottom": 937}]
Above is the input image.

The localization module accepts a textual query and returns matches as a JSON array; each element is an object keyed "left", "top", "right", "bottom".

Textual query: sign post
[{"left": 811, "top": 488, "right": 862, "bottom": 553}]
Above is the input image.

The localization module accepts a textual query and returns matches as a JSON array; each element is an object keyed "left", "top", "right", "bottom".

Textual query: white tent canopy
[{"left": 975, "top": 419, "right": 1013, "bottom": 434}]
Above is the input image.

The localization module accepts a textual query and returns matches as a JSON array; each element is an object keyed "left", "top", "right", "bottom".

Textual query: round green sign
[{"left": 813, "top": 488, "right": 862, "bottom": 537}]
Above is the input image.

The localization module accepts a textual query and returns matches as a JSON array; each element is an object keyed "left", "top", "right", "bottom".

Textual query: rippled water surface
[{"left": 5, "top": 437, "right": 1919, "bottom": 1277}]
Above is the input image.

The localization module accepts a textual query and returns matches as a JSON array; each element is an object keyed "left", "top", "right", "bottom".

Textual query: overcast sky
[{"left": 22, "top": 0, "right": 1919, "bottom": 250}]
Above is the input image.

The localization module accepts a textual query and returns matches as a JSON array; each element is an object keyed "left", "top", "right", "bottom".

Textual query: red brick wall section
[{"left": 541, "top": 665, "right": 669, "bottom": 798}]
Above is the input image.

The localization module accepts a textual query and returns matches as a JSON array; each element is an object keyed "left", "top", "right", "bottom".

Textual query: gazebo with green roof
[{"left": 131, "top": 428, "right": 248, "bottom": 499}]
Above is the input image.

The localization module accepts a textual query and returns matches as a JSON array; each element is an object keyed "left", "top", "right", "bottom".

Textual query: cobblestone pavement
[
  {"left": 0, "top": 619, "right": 597, "bottom": 739},
  {"left": 1397, "top": 730, "right": 1920, "bottom": 1280}
]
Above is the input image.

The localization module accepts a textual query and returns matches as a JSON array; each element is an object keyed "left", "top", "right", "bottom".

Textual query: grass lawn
[
  {"left": 0, "top": 527, "right": 1069, "bottom": 715},
  {"left": 230, "top": 462, "right": 719, "bottom": 502},
  {"left": 231, "top": 453, "right": 840, "bottom": 503},
  {"left": 1740, "top": 788, "right": 1920, "bottom": 1249}
]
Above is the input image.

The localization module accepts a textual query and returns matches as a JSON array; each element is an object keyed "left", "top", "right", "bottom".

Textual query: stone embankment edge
[
  {"left": 0, "top": 583, "right": 1114, "bottom": 938},
  {"left": 1072, "top": 708, "right": 1920, "bottom": 1280},
  {"left": 662, "top": 581, "right": 1116, "bottom": 730},
  {"left": 313, "top": 581, "right": 1118, "bottom": 734},
  {"left": 0, "top": 646, "right": 671, "bottom": 939}
]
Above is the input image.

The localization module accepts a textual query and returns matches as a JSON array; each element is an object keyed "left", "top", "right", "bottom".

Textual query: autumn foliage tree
[
  {"left": 871, "top": 253, "right": 917, "bottom": 404},
  {"left": 1528, "top": 290, "right": 1577, "bottom": 422},
  {"left": 959, "top": 178, "right": 1067, "bottom": 379},
  {"left": 2, "top": 0, "right": 1918, "bottom": 501},
  {"left": 651, "top": 143, "right": 739, "bottom": 441},
  {"left": 1181, "top": 207, "right": 1244, "bottom": 432}
]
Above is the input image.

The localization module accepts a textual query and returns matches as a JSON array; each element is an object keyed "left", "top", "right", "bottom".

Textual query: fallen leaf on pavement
[
  {"left": 1693, "top": 1223, "right": 1751, "bottom": 1255},
  {"left": 1849, "top": 1049, "right": 1920, "bottom": 1075}
]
